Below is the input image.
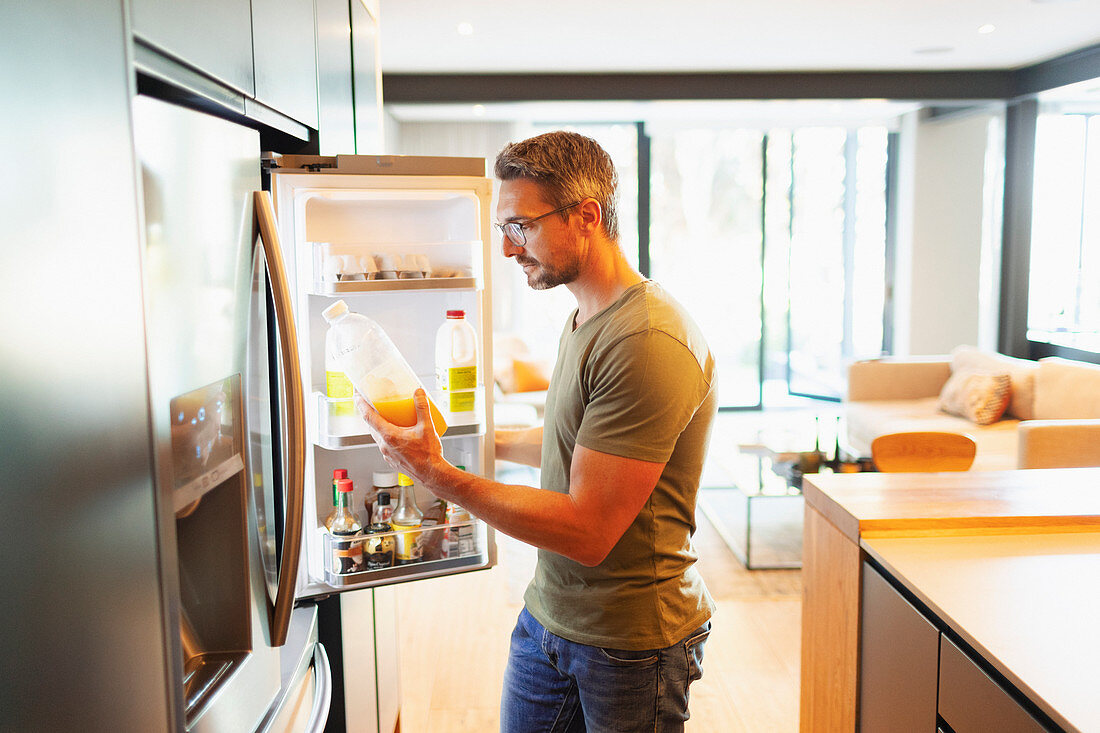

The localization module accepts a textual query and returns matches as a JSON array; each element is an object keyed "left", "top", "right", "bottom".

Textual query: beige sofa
[{"left": 844, "top": 347, "right": 1100, "bottom": 471}]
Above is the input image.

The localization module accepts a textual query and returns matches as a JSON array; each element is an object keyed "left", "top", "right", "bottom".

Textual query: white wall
[{"left": 893, "top": 108, "right": 1004, "bottom": 356}]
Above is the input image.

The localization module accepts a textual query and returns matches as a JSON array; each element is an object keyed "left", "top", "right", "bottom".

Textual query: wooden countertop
[
  {"left": 863, "top": 532, "right": 1100, "bottom": 733},
  {"left": 802, "top": 467, "right": 1100, "bottom": 542}
]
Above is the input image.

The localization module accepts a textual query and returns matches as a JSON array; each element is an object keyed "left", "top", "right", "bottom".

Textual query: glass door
[
  {"left": 782, "top": 127, "right": 889, "bottom": 401},
  {"left": 649, "top": 127, "right": 765, "bottom": 409}
]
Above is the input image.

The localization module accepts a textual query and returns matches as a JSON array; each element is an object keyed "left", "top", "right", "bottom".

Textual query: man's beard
[{"left": 517, "top": 255, "right": 580, "bottom": 290}]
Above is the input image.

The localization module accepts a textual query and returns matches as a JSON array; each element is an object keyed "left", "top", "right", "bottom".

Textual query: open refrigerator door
[{"left": 267, "top": 154, "right": 498, "bottom": 600}]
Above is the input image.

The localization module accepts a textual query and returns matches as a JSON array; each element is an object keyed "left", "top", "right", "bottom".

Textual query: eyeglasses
[{"left": 494, "top": 201, "right": 582, "bottom": 246}]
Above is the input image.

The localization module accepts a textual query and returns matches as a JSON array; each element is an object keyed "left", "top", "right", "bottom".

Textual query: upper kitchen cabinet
[
  {"left": 252, "top": 0, "right": 320, "bottom": 129},
  {"left": 131, "top": 0, "right": 254, "bottom": 95},
  {"left": 351, "top": 1, "right": 384, "bottom": 153},
  {"left": 316, "top": 0, "right": 356, "bottom": 154}
]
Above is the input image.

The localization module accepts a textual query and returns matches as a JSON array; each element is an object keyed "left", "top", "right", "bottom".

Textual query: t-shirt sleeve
[{"left": 575, "top": 329, "right": 712, "bottom": 463}]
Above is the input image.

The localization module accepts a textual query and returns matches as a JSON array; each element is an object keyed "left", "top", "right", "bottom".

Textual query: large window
[
  {"left": 650, "top": 124, "right": 890, "bottom": 407},
  {"left": 785, "top": 127, "right": 889, "bottom": 399},
  {"left": 1028, "top": 110, "right": 1100, "bottom": 352},
  {"left": 649, "top": 128, "right": 765, "bottom": 408}
]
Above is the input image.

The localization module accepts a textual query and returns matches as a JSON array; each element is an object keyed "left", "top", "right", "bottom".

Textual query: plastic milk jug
[
  {"left": 321, "top": 300, "right": 447, "bottom": 434},
  {"left": 434, "top": 309, "right": 478, "bottom": 412}
]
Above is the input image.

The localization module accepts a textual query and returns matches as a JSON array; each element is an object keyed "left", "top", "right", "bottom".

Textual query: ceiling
[{"left": 377, "top": 0, "right": 1100, "bottom": 75}]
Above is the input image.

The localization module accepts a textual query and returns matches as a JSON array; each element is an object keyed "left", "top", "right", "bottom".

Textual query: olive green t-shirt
[{"left": 523, "top": 281, "right": 717, "bottom": 650}]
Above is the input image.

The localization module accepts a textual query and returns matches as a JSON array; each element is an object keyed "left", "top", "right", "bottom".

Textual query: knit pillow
[{"left": 939, "top": 370, "right": 1012, "bottom": 425}]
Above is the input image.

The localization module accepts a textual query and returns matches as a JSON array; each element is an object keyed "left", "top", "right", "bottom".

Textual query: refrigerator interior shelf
[
  {"left": 321, "top": 520, "right": 489, "bottom": 586},
  {"left": 315, "top": 276, "right": 477, "bottom": 295},
  {"left": 313, "top": 390, "right": 485, "bottom": 449},
  {"left": 172, "top": 453, "right": 245, "bottom": 515}
]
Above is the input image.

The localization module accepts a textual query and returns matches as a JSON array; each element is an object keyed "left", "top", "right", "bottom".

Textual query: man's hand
[{"left": 355, "top": 388, "right": 445, "bottom": 486}]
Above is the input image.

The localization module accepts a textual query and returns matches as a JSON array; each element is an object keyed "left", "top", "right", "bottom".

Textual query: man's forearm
[
  {"left": 495, "top": 426, "right": 543, "bottom": 468},
  {"left": 423, "top": 461, "right": 601, "bottom": 566}
]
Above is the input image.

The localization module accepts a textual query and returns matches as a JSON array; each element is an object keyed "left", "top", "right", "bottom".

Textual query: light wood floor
[
  {"left": 394, "top": 407, "right": 827, "bottom": 731},
  {"left": 394, "top": 501, "right": 803, "bottom": 732}
]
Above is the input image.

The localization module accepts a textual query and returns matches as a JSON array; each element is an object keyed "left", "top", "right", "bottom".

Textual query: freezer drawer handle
[
  {"left": 255, "top": 190, "right": 306, "bottom": 647},
  {"left": 306, "top": 643, "right": 332, "bottom": 733}
]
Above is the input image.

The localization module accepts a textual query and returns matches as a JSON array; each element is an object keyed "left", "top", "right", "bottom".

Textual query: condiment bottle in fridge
[
  {"left": 390, "top": 473, "right": 423, "bottom": 565},
  {"left": 330, "top": 478, "right": 364, "bottom": 574},
  {"left": 364, "top": 522, "right": 395, "bottom": 570},
  {"left": 435, "top": 309, "right": 478, "bottom": 412},
  {"left": 366, "top": 470, "right": 398, "bottom": 525},
  {"left": 372, "top": 491, "right": 393, "bottom": 524},
  {"left": 321, "top": 300, "right": 447, "bottom": 434},
  {"left": 324, "top": 468, "right": 348, "bottom": 530}
]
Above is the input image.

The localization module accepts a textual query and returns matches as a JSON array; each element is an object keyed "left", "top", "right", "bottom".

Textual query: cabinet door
[
  {"left": 859, "top": 562, "right": 940, "bottom": 732},
  {"left": 374, "top": 586, "right": 401, "bottom": 733},
  {"left": 350, "top": 1, "right": 383, "bottom": 153},
  {"left": 131, "top": 0, "right": 254, "bottom": 94},
  {"left": 316, "top": 0, "right": 356, "bottom": 153},
  {"left": 338, "top": 590, "right": 381, "bottom": 733},
  {"left": 252, "top": 0, "right": 319, "bottom": 128},
  {"left": 938, "top": 636, "right": 1046, "bottom": 733}
]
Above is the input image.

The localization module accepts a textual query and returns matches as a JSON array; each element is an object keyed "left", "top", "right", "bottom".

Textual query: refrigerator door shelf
[
  {"left": 315, "top": 522, "right": 492, "bottom": 589},
  {"left": 315, "top": 276, "right": 478, "bottom": 295},
  {"left": 313, "top": 389, "right": 486, "bottom": 449}
]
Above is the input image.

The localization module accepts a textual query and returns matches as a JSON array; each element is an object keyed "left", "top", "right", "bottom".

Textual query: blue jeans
[{"left": 500, "top": 607, "right": 711, "bottom": 732}]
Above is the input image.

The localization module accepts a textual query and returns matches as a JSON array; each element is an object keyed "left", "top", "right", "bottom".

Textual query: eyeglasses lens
[{"left": 503, "top": 222, "right": 525, "bottom": 246}]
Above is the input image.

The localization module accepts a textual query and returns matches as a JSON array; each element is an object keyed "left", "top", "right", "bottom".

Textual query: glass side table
[{"left": 698, "top": 445, "right": 808, "bottom": 570}]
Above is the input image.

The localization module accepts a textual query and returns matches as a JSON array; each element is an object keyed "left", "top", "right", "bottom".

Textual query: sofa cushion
[
  {"left": 949, "top": 345, "right": 1038, "bottom": 420},
  {"left": 938, "top": 370, "right": 1011, "bottom": 425},
  {"left": 1034, "top": 357, "right": 1100, "bottom": 420}
]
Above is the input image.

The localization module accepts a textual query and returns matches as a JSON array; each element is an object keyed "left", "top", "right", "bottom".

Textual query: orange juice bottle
[{"left": 321, "top": 300, "right": 447, "bottom": 435}]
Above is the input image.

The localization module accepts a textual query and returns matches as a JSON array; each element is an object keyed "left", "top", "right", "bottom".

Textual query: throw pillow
[
  {"left": 939, "top": 369, "right": 1012, "bottom": 425},
  {"left": 949, "top": 345, "right": 1037, "bottom": 420},
  {"left": 512, "top": 357, "right": 551, "bottom": 393}
]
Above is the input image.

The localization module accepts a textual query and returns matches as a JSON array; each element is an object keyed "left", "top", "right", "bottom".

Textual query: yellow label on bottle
[
  {"left": 392, "top": 525, "right": 422, "bottom": 563},
  {"left": 326, "top": 370, "right": 354, "bottom": 416},
  {"left": 442, "top": 366, "right": 477, "bottom": 391},
  {"left": 446, "top": 390, "right": 476, "bottom": 412}
]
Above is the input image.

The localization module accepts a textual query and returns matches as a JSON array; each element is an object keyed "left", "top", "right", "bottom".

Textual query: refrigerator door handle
[
  {"left": 255, "top": 190, "right": 306, "bottom": 647},
  {"left": 305, "top": 643, "right": 332, "bottom": 733}
]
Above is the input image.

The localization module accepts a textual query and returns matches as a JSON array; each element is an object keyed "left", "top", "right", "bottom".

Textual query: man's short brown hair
[{"left": 494, "top": 131, "right": 620, "bottom": 241}]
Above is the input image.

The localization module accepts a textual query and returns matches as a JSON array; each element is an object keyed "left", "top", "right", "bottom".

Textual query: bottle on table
[
  {"left": 435, "top": 309, "right": 478, "bottom": 412},
  {"left": 330, "top": 477, "right": 364, "bottom": 574},
  {"left": 321, "top": 299, "right": 447, "bottom": 434},
  {"left": 391, "top": 473, "right": 423, "bottom": 565},
  {"left": 324, "top": 468, "right": 348, "bottom": 530}
]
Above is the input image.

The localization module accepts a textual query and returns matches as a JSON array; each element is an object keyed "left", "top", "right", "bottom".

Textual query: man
[{"left": 358, "top": 131, "right": 717, "bottom": 732}]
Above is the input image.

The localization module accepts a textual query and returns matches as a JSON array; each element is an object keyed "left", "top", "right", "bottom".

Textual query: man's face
[{"left": 496, "top": 178, "right": 581, "bottom": 291}]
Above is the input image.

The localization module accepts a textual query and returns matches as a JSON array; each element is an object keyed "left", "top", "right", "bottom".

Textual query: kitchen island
[{"left": 799, "top": 467, "right": 1100, "bottom": 732}]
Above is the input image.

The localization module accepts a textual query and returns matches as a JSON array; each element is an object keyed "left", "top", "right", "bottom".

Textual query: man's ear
[{"left": 576, "top": 197, "right": 602, "bottom": 234}]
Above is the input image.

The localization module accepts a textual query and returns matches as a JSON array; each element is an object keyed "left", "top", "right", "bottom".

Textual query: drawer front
[
  {"left": 859, "top": 563, "right": 940, "bottom": 732},
  {"left": 938, "top": 636, "right": 1047, "bottom": 733}
]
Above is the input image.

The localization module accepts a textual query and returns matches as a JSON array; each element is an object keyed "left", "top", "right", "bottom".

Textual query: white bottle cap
[
  {"left": 372, "top": 471, "right": 398, "bottom": 488},
  {"left": 322, "top": 300, "right": 349, "bottom": 323}
]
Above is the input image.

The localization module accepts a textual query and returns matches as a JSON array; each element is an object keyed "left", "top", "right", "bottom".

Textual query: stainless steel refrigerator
[{"left": 133, "top": 95, "right": 497, "bottom": 732}]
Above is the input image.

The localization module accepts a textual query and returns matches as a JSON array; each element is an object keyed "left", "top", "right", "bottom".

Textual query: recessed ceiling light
[
  {"left": 914, "top": 45, "right": 954, "bottom": 55},
  {"left": 472, "top": 104, "right": 486, "bottom": 117},
  {"left": 457, "top": 22, "right": 474, "bottom": 36},
  {"left": 978, "top": 23, "right": 996, "bottom": 34}
]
